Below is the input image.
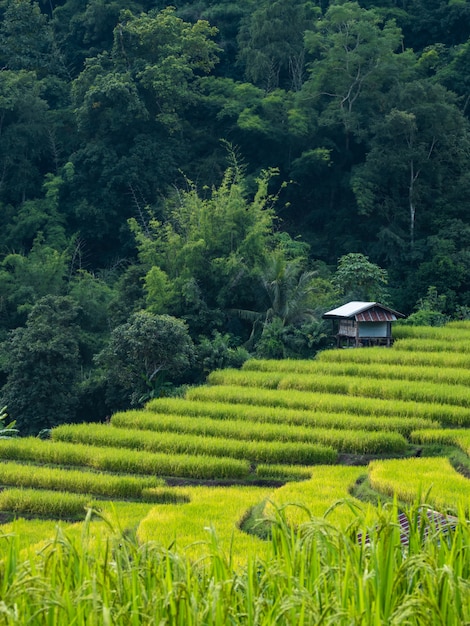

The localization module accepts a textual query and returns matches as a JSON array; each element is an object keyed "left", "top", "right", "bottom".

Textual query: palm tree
[
  {"left": 233, "top": 251, "right": 320, "bottom": 349},
  {"left": 0, "top": 406, "right": 18, "bottom": 439}
]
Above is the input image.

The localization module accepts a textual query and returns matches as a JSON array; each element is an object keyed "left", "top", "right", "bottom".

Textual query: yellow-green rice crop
[
  {"left": 111, "top": 410, "right": 408, "bottom": 453},
  {"left": 255, "top": 464, "right": 314, "bottom": 481},
  {"left": 393, "top": 324, "right": 470, "bottom": 341},
  {"left": 0, "top": 502, "right": 469, "bottom": 624},
  {"left": 369, "top": 457, "right": 470, "bottom": 515},
  {"left": 0, "top": 437, "right": 250, "bottom": 479},
  {"left": 52, "top": 423, "right": 337, "bottom": 465},
  {"left": 0, "top": 518, "right": 69, "bottom": 552},
  {"left": 208, "top": 368, "right": 470, "bottom": 409},
  {"left": 0, "top": 461, "right": 164, "bottom": 500},
  {"left": 244, "top": 358, "right": 470, "bottom": 386},
  {"left": 447, "top": 320, "right": 470, "bottom": 330},
  {"left": 137, "top": 485, "right": 273, "bottom": 563},
  {"left": 186, "top": 385, "right": 470, "bottom": 426},
  {"left": 410, "top": 428, "right": 470, "bottom": 457},
  {"left": 394, "top": 338, "right": 470, "bottom": 353},
  {"left": 145, "top": 397, "right": 437, "bottom": 434},
  {"left": 317, "top": 346, "right": 470, "bottom": 368},
  {"left": 264, "top": 465, "right": 368, "bottom": 528},
  {"left": 0, "top": 487, "right": 91, "bottom": 520}
]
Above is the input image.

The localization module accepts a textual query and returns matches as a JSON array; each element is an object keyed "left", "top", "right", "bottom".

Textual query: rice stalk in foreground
[{"left": 0, "top": 502, "right": 469, "bottom": 624}]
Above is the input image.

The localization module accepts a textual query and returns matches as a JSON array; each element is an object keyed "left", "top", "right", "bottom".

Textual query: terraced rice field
[{"left": 1, "top": 322, "right": 470, "bottom": 563}]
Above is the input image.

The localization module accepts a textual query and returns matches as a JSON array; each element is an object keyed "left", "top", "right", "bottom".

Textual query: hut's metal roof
[{"left": 323, "top": 301, "right": 404, "bottom": 321}]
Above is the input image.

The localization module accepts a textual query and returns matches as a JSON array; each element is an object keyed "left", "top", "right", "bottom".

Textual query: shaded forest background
[{"left": 1, "top": 0, "right": 470, "bottom": 433}]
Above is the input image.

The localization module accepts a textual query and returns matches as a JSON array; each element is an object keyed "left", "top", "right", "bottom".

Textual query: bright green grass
[
  {"left": 264, "top": 465, "right": 368, "bottom": 528},
  {"left": 393, "top": 338, "right": 470, "bottom": 353},
  {"left": 137, "top": 485, "right": 273, "bottom": 564},
  {"left": 317, "top": 346, "right": 470, "bottom": 368},
  {"left": 0, "top": 487, "right": 91, "bottom": 520},
  {"left": 411, "top": 428, "right": 470, "bottom": 457},
  {"left": 393, "top": 324, "right": 470, "bottom": 341},
  {"left": 1, "top": 502, "right": 469, "bottom": 624}
]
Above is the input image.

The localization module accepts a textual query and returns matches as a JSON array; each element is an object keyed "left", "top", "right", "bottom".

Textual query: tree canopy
[{"left": 1, "top": 0, "right": 470, "bottom": 431}]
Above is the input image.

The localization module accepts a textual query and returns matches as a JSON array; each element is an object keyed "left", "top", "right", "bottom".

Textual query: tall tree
[
  {"left": 351, "top": 81, "right": 470, "bottom": 256},
  {"left": 96, "top": 311, "right": 195, "bottom": 405},
  {"left": 237, "top": 0, "right": 319, "bottom": 92},
  {"left": 64, "top": 6, "right": 221, "bottom": 264},
  {"left": 302, "top": 1, "right": 408, "bottom": 149},
  {"left": 0, "top": 295, "right": 81, "bottom": 434}
]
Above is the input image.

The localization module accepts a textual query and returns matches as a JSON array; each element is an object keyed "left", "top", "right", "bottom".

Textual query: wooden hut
[{"left": 322, "top": 301, "right": 405, "bottom": 347}]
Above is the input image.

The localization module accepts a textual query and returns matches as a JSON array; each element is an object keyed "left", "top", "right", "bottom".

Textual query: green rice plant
[
  {"left": 111, "top": 410, "right": 413, "bottom": 448},
  {"left": 208, "top": 368, "right": 282, "bottom": 388},
  {"left": 447, "top": 320, "right": 470, "bottom": 330},
  {"left": 369, "top": 457, "right": 470, "bottom": 515},
  {"left": 145, "top": 397, "right": 437, "bottom": 435},
  {"left": 208, "top": 368, "right": 470, "bottom": 409},
  {"left": 0, "top": 487, "right": 91, "bottom": 520},
  {"left": 255, "top": 464, "right": 314, "bottom": 481},
  {"left": 410, "top": 428, "right": 470, "bottom": 456},
  {"left": 52, "top": 422, "right": 337, "bottom": 465},
  {"left": 140, "top": 487, "right": 191, "bottom": 504},
  {"left": 186, "top": 385, "right": 470, "bottom": 426},
  {"left": 0, "top": 518, "right": 66, "bottom": 552},
  {"left": 0, "top": 461, "right": 164, "bottom": 500},
  {"left": 0, "top": 437, "right": 251, "bottom": 479},
  {"left": 394, "top": 338, "right": 470, "bottom": 353},
  {"left": 317, "top": 346, "right": 470, "bottom": 368},
  {"left": 1, "top": 500, "right": 470, "bottom": 624},
  {"left": 137, "top": 484, "right": 274, "bottom": 564},
  {"left": 263, "top": 465, "right": 368, "bottom": 528},
  {"left": 393, "top": 324, "right": 470, "bottom": 341},
  {"left": 244, "top": 357, "right": 470, "bottom": 386}
]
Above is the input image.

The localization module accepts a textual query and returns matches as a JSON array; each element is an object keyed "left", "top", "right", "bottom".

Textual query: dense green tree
[
  {"left": 237, "top": 0, "right": 319, "bottom": 92},
  {"left": 131, "top": 155, "right": 283, "bottom": 334},
  {"left": 0, "top": 237, "right": 69, "bottom": 329},
  {"left": 63, "top": 6, "right": 221, "bottom": 263},
  {"left": 332, "top": 253, "right": 389, "bottom": 303},
  {"left": 0, "top": 0, "right": 63, "bottom": 76},
  {"left": 0, "top": 70, "right": 51, "bottom": 204},
  {"left": 303, "top": 2, "right": 408, "bottom": 148},
  {"left": 351, "top": 81, "right": 470, "bottom": 257},
  {"left": 95, "top": 311, "right": 195, "bottom": 405},
  {"left": 0, "top": 295, "right": 82, "bottom": 434}
]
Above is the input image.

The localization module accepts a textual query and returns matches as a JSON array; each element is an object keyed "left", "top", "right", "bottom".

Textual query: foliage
[
  {"left": 0, "top": 405, "right": 18, "bottom": 438},
  {"left": 400, "top": 286, "right": 451, "bottom": 326},
  {"left": 0, "top": 0, "right": 470, "bottom": 428},
  {"left": 95, "top": 311, "right": 195, "bottom": 406},
  {"left": 0, "top": 295, "right": 82, "bottom": 434},
  {"left": 332, "top": 252, "right": 389, "bottom": 303},
  {"left": 196, "top": 331, "right": 250, "bottom": 376}
]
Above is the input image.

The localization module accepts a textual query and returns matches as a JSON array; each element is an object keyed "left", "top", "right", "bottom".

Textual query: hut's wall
[
  {"left": 358, "top": 322, "right": 389, "bottom": 338},
  {"left": 338, "top": 320, "right": 356, "bottom": 337}
]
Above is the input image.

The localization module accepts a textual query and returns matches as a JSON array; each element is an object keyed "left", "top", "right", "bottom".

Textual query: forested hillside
[{"left": 1, "top": 0, "right": 470, "bottom": 432}]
